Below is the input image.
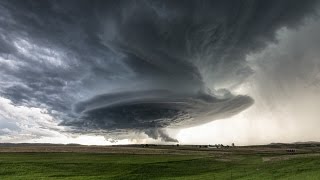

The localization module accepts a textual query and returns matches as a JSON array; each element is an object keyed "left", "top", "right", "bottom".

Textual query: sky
[{"left": 0, "top": 0, "right": 320, "bottom": 145}]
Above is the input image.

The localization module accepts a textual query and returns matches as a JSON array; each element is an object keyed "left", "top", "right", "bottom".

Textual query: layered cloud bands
[
  {"left": 70, "top": 90, "right": 252, "bottom": 128},
  {"left": 0, "top": 0, "right": 318, "bottom": 142}
]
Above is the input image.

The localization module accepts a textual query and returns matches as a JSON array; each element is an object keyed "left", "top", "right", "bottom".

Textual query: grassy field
[{"left": 0, "top": 145, "right": 320, "bottom": 179}]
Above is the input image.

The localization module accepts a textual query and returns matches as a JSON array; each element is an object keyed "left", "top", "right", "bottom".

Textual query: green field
[{"left": 0, "top": 151, "right": 320, "bottom": 179}]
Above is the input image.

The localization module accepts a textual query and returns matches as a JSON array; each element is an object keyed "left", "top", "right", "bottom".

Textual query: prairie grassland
[{"left": 0, "top": 145, "right": 320, "bottom": 179}]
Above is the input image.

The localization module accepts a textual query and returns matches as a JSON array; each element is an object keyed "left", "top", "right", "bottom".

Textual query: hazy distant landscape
[{"left": 0, "top": 143, "right": 320, "bottom": 179}]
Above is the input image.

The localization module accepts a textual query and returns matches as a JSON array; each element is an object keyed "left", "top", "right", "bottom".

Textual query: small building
[{"left": 286, "top": 149, "right": 296, "bottom": 153}]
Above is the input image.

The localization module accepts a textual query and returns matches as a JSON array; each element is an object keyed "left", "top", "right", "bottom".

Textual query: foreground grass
[{"left": 0, "top": 152, "right": 320, "bottom": 179}]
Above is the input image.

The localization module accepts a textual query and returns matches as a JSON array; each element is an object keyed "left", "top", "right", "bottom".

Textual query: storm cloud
[{"left": 0, "top": 0, "right": 318, "bottom": 142}]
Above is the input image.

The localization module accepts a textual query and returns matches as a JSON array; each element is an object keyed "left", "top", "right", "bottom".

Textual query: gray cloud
[
  {"left": 67, "top": 89, "right": 253, "bottom": 127},
  {"left": 145, "top": 129, "right": 178, "bottom": 143},
  {"left": 0, "top": 0, "right": 318, "bottom": 142}
]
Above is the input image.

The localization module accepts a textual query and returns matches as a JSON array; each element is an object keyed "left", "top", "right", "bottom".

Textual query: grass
[{"left": 0, "top": 152, "right": 320, "bottom": 179}]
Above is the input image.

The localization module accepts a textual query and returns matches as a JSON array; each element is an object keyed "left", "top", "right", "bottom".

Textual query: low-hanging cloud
[
  {"left": 0, "top": 0, "right": 318, "bottom": 142},
  {"left": 67, "top": 89, "right": 253, "bottom": 129}
]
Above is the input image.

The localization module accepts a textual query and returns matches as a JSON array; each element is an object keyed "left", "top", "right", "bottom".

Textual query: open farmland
[{"left": 0, "top": 143, "right": 320, "bottom": 179}]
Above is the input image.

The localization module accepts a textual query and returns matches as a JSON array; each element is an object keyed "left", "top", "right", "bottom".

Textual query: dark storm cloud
[
  {"left": 145, "top": 129, "right": 179, "bottom": 143},
  {"left": 0, "top": 0, "right": 318, "bottom": 141},
  {"left": 69, "top": 90, "right": 253, "bottom": 128}
]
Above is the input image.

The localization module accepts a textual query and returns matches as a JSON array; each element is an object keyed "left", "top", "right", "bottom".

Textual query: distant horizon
[{"left": 2, "top": 140, "right": 320, "bottom": 147}]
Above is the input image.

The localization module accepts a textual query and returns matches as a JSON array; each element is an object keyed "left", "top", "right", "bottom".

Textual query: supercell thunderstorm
[{"left": 0, "top": 0, "right": 318, "bottom": 142}]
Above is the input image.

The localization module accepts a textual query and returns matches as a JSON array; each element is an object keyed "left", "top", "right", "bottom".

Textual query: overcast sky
[{"left": 0, "top": 0, "right": 320, "bottom": 145}]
